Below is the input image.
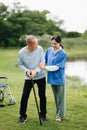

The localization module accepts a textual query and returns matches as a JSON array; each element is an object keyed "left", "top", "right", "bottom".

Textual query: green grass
[{"left": 0, "top": 48, "right": 87, "bottom": 130}]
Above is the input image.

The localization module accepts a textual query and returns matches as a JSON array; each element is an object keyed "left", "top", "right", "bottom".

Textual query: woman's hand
[{"left": 39, "top": 63, "right": 46, "bottom": 70}]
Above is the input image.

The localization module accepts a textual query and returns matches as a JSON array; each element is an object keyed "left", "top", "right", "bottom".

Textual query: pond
[{"left": 66, "top": 60, "right": 87, "bottom": 83}]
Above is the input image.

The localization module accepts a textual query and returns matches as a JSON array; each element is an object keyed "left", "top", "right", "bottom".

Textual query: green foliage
[
  {"left": 0, "top": 2, "right": 8, "bottom": 18},
  {"left": 64, "top": 37, "right": 87, "bottom": 49},
  {"left": 82, "top": 30, "right": 87, "bottom": 38},
  {"left": 0, "top": 2, "right": 66, "bottom": 47},
  {"left": 67, "top": 31, "right": 81, "bottom": 38},
  {"left": 38, "top": 34, "right": 52, "bottom": 48},
  {"left": 19, "top": 34, "right": 27, "bottom": 47},
  {"left": 63, "top": 37, "right": 87, "bottom": 60}
]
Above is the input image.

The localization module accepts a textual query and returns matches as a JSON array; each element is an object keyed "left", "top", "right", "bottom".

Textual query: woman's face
[
  {"left": 27, "top": 39, "right": 38, "bottom": 51},
  {"left": 51, "top": 39, "right": 60, "bottom": 51}
]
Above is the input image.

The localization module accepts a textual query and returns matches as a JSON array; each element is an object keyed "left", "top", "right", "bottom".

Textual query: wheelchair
[{"left": 0, "top": 76, "right": 16, "bottom": 106}]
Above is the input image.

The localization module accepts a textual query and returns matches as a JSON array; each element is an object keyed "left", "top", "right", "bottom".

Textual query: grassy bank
[
  {"left": 0, "top": 48, "right": 87, "bottom": 130},
  {"left": 63, "top": 37, "right": 87, "bottom": 61}
]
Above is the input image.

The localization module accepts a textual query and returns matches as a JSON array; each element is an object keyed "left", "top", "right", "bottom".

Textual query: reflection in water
[{"left": 66, "top": 61, "right": 87, "bottom": 83}]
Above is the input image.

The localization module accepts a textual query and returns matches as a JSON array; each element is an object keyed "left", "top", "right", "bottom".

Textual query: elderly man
[{"left": 18, "top": 35, "right": 47, "bottom": 124}]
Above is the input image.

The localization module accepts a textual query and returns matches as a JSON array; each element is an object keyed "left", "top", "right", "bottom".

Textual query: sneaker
[
  {"left": 18, "top": 116, "right": 27, "bottom": 124},
  {"left": 41, "top": 115, "right": 47, "bottom": 121},
  {"left": 39, "top": 112, "right": 47, "bottom": 121}
]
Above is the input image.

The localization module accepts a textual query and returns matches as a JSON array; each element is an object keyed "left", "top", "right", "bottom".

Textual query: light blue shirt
[
  {"left": 18, "top": 45, "right": 45, "bottom": 80},
  {"left": 45, "top": 47, "right": 66, "bottom": 86}
]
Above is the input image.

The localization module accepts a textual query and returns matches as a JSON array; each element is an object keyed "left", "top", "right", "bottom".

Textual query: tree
[
  {"left": 67, "top": 31, "right": 81, "bottom": 38},
  {"left": 0, "top": 2, "right": 66, "bottom": 47},
  {"left": 0, "top": 3, "right": 10, "bottom": 47}
]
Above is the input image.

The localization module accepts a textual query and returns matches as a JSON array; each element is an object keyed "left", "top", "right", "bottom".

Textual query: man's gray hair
[{"left": 26, "top": 35, "right": 37, "bottom": 45}]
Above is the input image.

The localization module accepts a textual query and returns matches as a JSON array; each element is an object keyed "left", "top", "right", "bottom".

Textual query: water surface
[{"left": 66, "top": 60, "right": 87, "bottom": 83}]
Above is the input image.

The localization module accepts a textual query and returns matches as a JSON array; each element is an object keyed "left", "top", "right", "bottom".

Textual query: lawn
[{"left": 0, "top": 48, "right": 87, "bottom": 130}]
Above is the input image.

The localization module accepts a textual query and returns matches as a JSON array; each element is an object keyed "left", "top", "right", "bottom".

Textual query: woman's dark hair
[{"left": 51, "top": 36, "right": 64, "bottom": 48}]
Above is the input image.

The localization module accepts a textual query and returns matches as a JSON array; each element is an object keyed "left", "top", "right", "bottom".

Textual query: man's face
[{"left": 27, "top": 39, "right": 38, "bottom": 51}]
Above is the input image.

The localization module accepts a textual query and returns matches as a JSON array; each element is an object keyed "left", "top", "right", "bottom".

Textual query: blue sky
[{"left": 0, "top": 0, "right": 87, "bottom": 33}]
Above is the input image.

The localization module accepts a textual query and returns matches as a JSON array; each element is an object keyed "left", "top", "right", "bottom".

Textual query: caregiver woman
[{"left": 39, "top": 36, "right": 67, "bottom": 122}]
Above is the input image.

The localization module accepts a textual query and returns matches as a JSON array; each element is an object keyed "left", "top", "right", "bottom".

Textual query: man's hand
[
  {"left": 30, "top": 70, "right": 38, "bottom": 78},
  {"left": 26, "top": 70, "right": 31, "bottom": 77},
  {"left": 26, "top": 70, "right": 38, "bottom": 78}
]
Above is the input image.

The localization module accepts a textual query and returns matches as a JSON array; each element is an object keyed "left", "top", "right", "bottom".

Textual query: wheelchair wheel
[{"left": 0, "top": 90, "right": 4, "bottom": 101}]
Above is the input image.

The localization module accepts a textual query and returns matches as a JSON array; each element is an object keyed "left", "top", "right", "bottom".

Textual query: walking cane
[{"left": 31, "top": 78, "right": 42, "bottom": 125}]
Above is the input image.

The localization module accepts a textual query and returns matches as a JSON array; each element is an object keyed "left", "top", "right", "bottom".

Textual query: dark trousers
[{"left": 20, "top": 77, "right": 47, "bottom": 117}]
